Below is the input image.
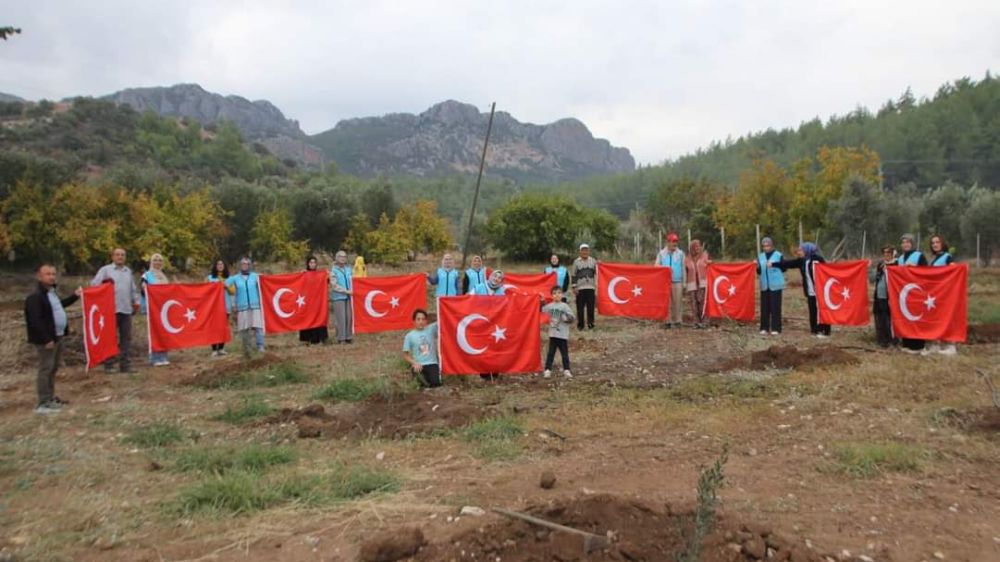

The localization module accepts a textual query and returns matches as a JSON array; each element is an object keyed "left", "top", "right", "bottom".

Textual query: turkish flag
[
  {"left": 438, "top": 293, "right": 541, "bottom": 375},
  {"left": 815, "top": 261, "right": 870, "bottom": 326},
  {"left": 81, "top": 283, "right": 118, "bottom": 369},
  {"left": 596, "top": 262, "right": 671, "bottom": 320},
  {"left": 887, "top": 264, "right": 967, "bottom": 342},
  {"left": 147, "top": 283, "right": 231, "bottom": 352},
  {"left": 353, "top": 274, "right": 427, "bottom": 334},
  {"left": 704, "top": 263, "right": 756, "bottom": 322},
  {"left": 503, "top": 272, "right": 557, "bottom": 302},
  {"left": 259, "top": 271, "right": 329, "bottom": 334}
]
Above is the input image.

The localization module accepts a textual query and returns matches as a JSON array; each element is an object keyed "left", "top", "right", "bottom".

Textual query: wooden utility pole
[{"left": 460, "top": 102, "right": 496, "bottom": 271}]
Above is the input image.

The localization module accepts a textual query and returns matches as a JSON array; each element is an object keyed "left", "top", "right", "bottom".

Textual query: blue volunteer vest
[
  {"left": 758, "top": 251, "right": 785, "bottom": 291},
  {"left": 545, "top": 265, "right": 567, "bottom": 288},
  {"left": 435, "top": 268, "right": 460, "bottom": 297},
  {"left": 658, "top": 249, "right": 685, "bottom": 283},
  {"left": 466, "top": 267, "right": 487, "bottom": 290},
  {"left": 471, "top": 283, "right": 505, "bottom": 296},
  {"left": 226, "top": 272, "right": 261, "bottom": 312},
  {"left": 139, "top": 270, "right": 161, "bottom": 314},
  {"left": 931, "top": 252, "right": 952, "bottom": 267},
  {"left": 331, "top": 266, "right": 352, "bottom": 301},
  {"left": 897, "top": 251, "right": 923, "bottom": 266}
]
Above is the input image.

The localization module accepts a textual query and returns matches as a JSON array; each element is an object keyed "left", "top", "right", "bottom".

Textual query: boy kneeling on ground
[{"left": 403, "top": 309, "right": 441, "bottom": 388}]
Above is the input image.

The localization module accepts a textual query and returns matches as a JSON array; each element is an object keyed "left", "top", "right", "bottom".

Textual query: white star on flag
[
  {"left": 924, "top": 294, "right": 936, "bottom": 310},
  {"left": 296, "top": 295, "right": 306, "bottom": 307},
  {"left": 727, "top": 285, "right": 737, "bottom": 296},
  {"left": 390, "top": 296, "right": 400, "bottom": 308},
  {"left": 98, "top": 315, "right": 105, "bottom": 329},
  {"left": 491, "top": 325, "right": 507, "bottom": 342},
  {"left": 184, "top": 308, "right": 197, "bottom": 322},
  {"left": 841, "top": 287, "right": 851, "bottom": 300},
  {"left": 631, "top": 285, "right": 643, "bottom": 297}
]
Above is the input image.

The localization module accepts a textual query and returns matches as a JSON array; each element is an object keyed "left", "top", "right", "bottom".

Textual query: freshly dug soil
[
  {"left": 739, "top": 345, "right": 859, "bottom": 371},
  {"left": 934, "top": 406, "right": 1000, "bottom": 434},
  {"left": 967, "top": 323, "right": 1000, "bottom": 344},
  {"left": 359, "top": 527, "right": 425, "bottom": 561},
  {"left": 178, "top": 353, "right": 285, "bottom": 387},
  {"left": 412, "top": 494, "right": 827, "bottom": 562}
]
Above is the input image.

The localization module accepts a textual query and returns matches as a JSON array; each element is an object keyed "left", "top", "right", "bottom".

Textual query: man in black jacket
[{"left": 24, "top": 263, "right": 79, "bottom": 414}]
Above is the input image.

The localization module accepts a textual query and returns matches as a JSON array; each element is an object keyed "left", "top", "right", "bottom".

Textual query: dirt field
[{"left": 0, "top": 267, "right": 998, "bottom": 562}]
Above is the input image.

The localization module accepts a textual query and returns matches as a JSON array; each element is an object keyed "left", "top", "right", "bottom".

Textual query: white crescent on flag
[
  {"left": 87, "top": 304, "right": 103, "bottom": 345},
  {"left": 364, "top": 290, "right": 388, "bottom": 318},
  {"left": 712, "top": 275, "right": 731, "bottom": 304},
  {"left": 899, "top": 283, "right": 926, "bottom": 321},
  {"left": 823, "top": 278, "right": 843, "bottom": 310},
  {"left": 456, "top": 313, "right": 488, "bottom": 355},
  {"left": 272, "top": 288, "right": 295, "bottom": 319},
  {"left": 160, "top": 300, "right": 184, "bottom": 334},
  {"left": 607, "top": 276, "right": 630, "bottom": 304}
]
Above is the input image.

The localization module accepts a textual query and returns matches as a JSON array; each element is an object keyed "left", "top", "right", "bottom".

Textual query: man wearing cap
[
  {"left": 655, "top": 233, "right": 686, "bottom": 328},
  {"left": 571, "top": 244, "right": 597, "bottom": 330}
]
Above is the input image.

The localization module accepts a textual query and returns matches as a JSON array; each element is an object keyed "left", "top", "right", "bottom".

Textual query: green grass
[
  {"left": 969, "top": 301, "right": 1000, "bottom": 324},
  {"left": 828, "top": 442, "right": 925, "bottom": 478},
  {"left": 122, "top": 422, "right": 187, "bottom": 448},
  {"left": 312, "top": 376, "right": 417, "bottom": 402},
  {"left": 174, "top": 445, "right": 294, "bottom": 475},
  {"left": 462, "top": 415, "right": 525, "bottom": 461},
  {"left": 668, "top": 376, "right": 792, "bottom": 402},
  {"left": 212, "top": 396, "right": 276, "bottom": 424},
  {"left": 197, "top": 361, "right": 311, "bottom": 390},
  {"left": 175, "top": 463, "right": 400, "bottom": 516}
]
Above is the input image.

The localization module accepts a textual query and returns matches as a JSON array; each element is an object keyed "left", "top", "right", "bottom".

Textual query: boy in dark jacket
[{"left": 24, "top": 264, "right": 80, "bottom": 414}]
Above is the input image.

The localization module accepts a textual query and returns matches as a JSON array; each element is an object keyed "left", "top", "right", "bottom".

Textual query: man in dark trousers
[{"left": 24, "top": 263, "right": 79, "bottom": 414}]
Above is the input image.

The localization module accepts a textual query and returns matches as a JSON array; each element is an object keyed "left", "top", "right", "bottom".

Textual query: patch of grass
[
  {"left": 313, "top": 376, "right": 417, "bottom": 403},
  {"left": 175, "top": 463, "right": 400, "bottom": 516},
  {"left": 174, "top": 445, "right": 294, "bottom": 475},
  {"left": 668, "top": 376, "right": 791, "bottom": 402},
  {"left": 122, "top": 422, "right": 186, "bottom": 448},
  {"left": 827, "top": 442, "right": 925, "bottom": 478},
  {"left": 198, "top": 361, "right": 311, "bottom": 390},
  {"left": 462, "top": 415, "right": 525, "bottom": 461},
  {"left": 212, "top": 396, "right": 275, "bottom": 424},
  {"left": 969, "top": 301, "right": 1000, "bottom": 324}
]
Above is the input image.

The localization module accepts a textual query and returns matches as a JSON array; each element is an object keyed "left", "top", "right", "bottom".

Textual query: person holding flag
[
  {"left": 300, "top": 255, "right": 330, "bottom": 345},
  {"left": 462, "top": 255, "right": 490, "bottom": 295},
  {"left": 870, "top": 245, "right": 897, "bottom": 348},
  {"left": 469, "top": 269, "right": 507, "bottom": 296},
  {"left": 24, "top": 263, "right": 79, "bottom": 414},
  {"left": 757, "top": 236, "right": 785, "bottom": 335},
  {"left": 777, "top": 242, "right": 830, "bottom": 337},
  {"left": 572, "top": 244, "right": 597, "bottom": 330},
  {"left": 655, "top": 233, "right": 686, "bottom": 328},
  {"left": 545, "top": 254, "right": 570, "bottom": 301},
  {"left": 684, "top": 240, "right": 710, "bottom": 328},
  {"left": 140, "top": 253, "right": 172, "bottom": 366},
  {"left": 428, "top": 253, "right": 461, "bottom": 298},
  {"left": 330, "top": 250, "right": 355, "bottom": 344},
  {"left": 402, "top": 309, "right": 441, "bottom": 388},
  {"left": 541, "top": 285, "right": 575, "bottom": 378},
  {"left": 91, "top": 248, "right": 140, "bottom": 373},
  {"left": 226, "top": 257, "right": 265, "bottom": 354},
  {"left": 924, "top": 234, "right": 957, "bottom": 356},
  {"left": 207, "top": 259, "right": 232, "bottom": 357},
  {"left": 894, "top": 234, "right": 927, "bottom": 353}
]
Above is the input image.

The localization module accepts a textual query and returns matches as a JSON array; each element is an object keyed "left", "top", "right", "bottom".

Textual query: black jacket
[
  {"left": 778, "top": 254, "right": 826, "bottom": 298},
  {"left": 24, "top": 283, "right": 78, "bottom": 345}
]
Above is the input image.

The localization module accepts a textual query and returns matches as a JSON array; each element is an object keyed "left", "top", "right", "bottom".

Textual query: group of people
[{"left": 23, "top": 231, "right": 961, "bottom": 415}]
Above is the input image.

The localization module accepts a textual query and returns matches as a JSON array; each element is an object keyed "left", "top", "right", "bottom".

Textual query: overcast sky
[{"left": 2, "top": 1, "right": 998, "bottom": 164}]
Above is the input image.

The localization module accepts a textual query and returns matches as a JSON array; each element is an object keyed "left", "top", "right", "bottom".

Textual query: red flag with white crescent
[
  {"left": 814, "top": 261, "right": 870, "bottom": 326},
  {"left": 887, "top": 264, "right": 967, "bottom": 342},
  {"left": 503, "top": 272, "right": 557, "bottom": 325},
  {"left": 147, "top": 283, "right": 231, "bottom": 352},
  {"left": 259, "top": 271, "right": 330, "bottom": 334},
  {"left": 704, "top": 263, "right": 756, "bottom": 322},
  {"left": 81, "top": 283, "right": 118, "bottom": 369},
  {"left": 438, "top": 293, "right": 541, "bottom": 375},
  {"left": 352, "top": 274, "right": 427, "bottom": 334},
  {"left": 595, "top": 262, "right": 671, "bottom": 320}
]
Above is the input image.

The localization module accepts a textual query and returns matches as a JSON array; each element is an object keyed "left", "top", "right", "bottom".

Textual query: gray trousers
[
  {"left": 333, "top": 299, "right": 353, "bottom": 342},
  {"left": 36, "top": 339, "right": 65, "bottom": 406},
  {"left": 669, "top": 283, "right": 685, "bottom": 324},
  {"left": 104, "top": 313, "right": 132, "bottom": 372}
]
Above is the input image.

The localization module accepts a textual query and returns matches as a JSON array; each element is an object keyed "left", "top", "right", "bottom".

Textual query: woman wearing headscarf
[
  {"left": 545, "top": 254, "right": 570, "bottom": 301},
  {"left": 299, "top": 255, "right": 330, "bottom": 345},
  {"left": 463, "top": 255, "right": 490, "bottom": 295},
  {"left": 757, "top": 236, "right": 785, "bottom": 335},
  {"left": 225, "top": 257, "right": 265, "bottom": 354},
  {"left": 353, "top": 256, "right": 368, "bottom": 278},
  {"left": 924, "top": 234, "right": 957, "bottom": 356},
  {"left": 207, "top": 259, "right": 232, "bottom": 357},
  {"left": 473, "top": 270, "right": 506, "bottom": 381},
  {"left": 427, "top": 253, "right": 461, "bottom": 298},
  {"left": 778, "top": 242, "right": 830, "bottom": 337},
  {"left": 893, "top": 233, "right": 927, "bottom": 353},
  {"left": 684, "top": 240, "right": 711, "bottom": 328},
  {"left": 330, "top": 250, "right": 354, "bottom": 344},
  {"left": 141, "top": 253, "right": 171, "bottom": 366}
]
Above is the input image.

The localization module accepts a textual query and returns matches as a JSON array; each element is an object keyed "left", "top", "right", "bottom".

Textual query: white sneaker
[
  {"left": 257, "top": 346, "right": 266, "bottom": 353},
  {"left": 760, "top": 330, "right": 768, "bottom": 335},
  {"left": 218, "top": 349, "right": 228, "bottom": 356},
  {"left": 153, "top": 360, "right": 170, "bottom": 367},
  {"left": 816, "top": 333, "right": 829, "bottom": 339},
  {"left": 563, "top": 369, "right": 573, "bottom": 378},
  {"left": 543, "top": 370, "right": 552, "bottom": 378},
  {"left": 211, "top": 351, "right": 220, "bottom": 358},
  {"left": 924, "top": 343, "right": 941, "bottom": 354},
  {"left": 34, "top": 404, "right": 61, "bottom": 415},
  {"left": 938, "top": 344, "right": 957, "bottom": 356},
  {"left": 901, "top": 347, "right": 922, "bottom": 354},
  {"left": 770, "top": 331, "right": 780, "bottom": 336}
]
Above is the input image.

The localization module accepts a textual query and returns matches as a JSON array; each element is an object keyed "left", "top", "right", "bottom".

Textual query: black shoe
[
  {"left": 52, "top": 396, "right": 69, "bottom": 405},
  {"left": 587, "top": 324, "right": 595, "bottom": 330}
]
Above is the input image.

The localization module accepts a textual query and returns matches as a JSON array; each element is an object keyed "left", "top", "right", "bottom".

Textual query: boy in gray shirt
[{"left": 541, "top": 286, "right": 576, "bottom": 378}]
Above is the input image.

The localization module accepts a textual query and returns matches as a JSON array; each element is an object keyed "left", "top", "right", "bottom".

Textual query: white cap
[{"left": 579, "top": 243, "right": 590, "bottom": 250}]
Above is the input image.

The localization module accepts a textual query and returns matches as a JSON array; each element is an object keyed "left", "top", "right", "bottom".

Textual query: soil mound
[
  {"left": 968, "top": 323, "right": 1000, "bottom": 343},
  {"left": 413, "top": 495, "right": 825, "bottom": 562},
  {"left": 745, "top": 345, "right": 858, "bottom": 371},
  {"left": 178, "top": 353, "right": 284, "bottom": 387},
  {"left": 935, "top": 406, "right": 1000, "bottom": 434}
]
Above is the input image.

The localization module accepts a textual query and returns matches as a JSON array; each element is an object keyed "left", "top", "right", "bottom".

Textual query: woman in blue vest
[
  {"left": 141, "top": 253, "right": 171, "bottom": 366},
  {"left": 473, "top": 270, "right": 506, "bottom": 381},
  {"left": 462, "top": 255, "right": 490, "bottom": 295},
  {"left": 330, "top": 250, "right": 354, "bottom": 344},
  {"left": 777, "top": 242, "right": 830, "bottom": 337},
  {"left": 225, "top": 257, "right": 265, "bottom": 354},
  {"left": 925, "top": 234, "right": 957, "bottom": 356},
  {"left": 300, "top": 255, "right": 330, "bottom": 345},
  {"left": 894, "top": 234, "right": 927, "bottom": 353},
  {"left": 207, "top": 259, "right": 232, "bottom": 357},
  {"left": 545, "top": 254, "right": 570, "bottom": 302},
  {"left": 757, "top": 237, "right": 785, "bottom": 335},
  {"left": 428, "top": 253, "right": 461, "bottom": 298}
]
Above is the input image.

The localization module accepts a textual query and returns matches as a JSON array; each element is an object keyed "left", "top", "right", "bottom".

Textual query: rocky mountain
[
  {"left": 0, "top": 92, "right": 25, "bottom": 103},
  {"left": 309, "top": 100, "right": 635, "bottom": 182},
  {"left": 102, "top": 84, "right": 324, "bottom": 166}
]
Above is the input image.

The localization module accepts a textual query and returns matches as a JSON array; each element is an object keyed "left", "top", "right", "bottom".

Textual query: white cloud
[{"left": 2, "top": 0, "right": 997, "bottom": 164}]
